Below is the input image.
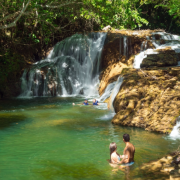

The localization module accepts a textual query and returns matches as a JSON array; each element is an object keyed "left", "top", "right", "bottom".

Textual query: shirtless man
[{"left": 119, "top": 134, "right": 135, "bottom": 164}]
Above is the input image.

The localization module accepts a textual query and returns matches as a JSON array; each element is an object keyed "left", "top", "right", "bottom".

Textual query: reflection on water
[{"left": 0, "top": 97, "right": 179, "bottom": 180}]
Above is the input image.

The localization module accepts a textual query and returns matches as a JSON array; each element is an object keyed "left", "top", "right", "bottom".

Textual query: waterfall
[
  {"left": 133, "top": 51, "right": 147, "bottom": 69},
  {"left": 133, "top": 32, "right": 180, "bottom": 69},
  {"left": 119, "top": 36, "right": 122, "bottom": 60},
  {"left": 99, "top": 81, "right": 117, "bottom": 102},
  {"left": 108, "top": 77, "right": 124, "bottom": 110},
  {"left": 19, "top": 33, "right": 107, "bottom": 97},
  {"left": 169, "top": 119, "right": 180, "bottom": 140},
  {"left": 124, "top": 36, "right": 127, "bottom": 59}
]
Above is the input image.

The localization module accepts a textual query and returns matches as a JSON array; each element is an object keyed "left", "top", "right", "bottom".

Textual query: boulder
[
  {"left": 141, "top": 50, "right": 178, "bottom": 68},
  {"left": 140, "top": 153, "right": 180, "bottom": 179}
]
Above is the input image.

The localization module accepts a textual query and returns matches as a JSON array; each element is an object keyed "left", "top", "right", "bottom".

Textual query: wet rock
[
  {"left": 141, "top": 50, "right": 178, "bottom": 68},
  {"left": 140, "top": 153, "right": 180, "bottom": 179},
  {"left": 170, "top": 169, "right": 180, "bottom": 180},
  {"left": 79, "top": 89, "right": 84, "bottom": 95},
  {"left": 101, "top": 33, "right": 144, "bottom": 69},
  {"left": 160, "top": 39, "right": 166, "bottom": 45}
]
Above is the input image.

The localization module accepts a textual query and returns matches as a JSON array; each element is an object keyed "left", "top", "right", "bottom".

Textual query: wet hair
[
  {"left": 109, "top": 142, "right": 117, "bottom": 162},
  {"left": 123, "top": 134, "right": 130, "bottom": 142}
]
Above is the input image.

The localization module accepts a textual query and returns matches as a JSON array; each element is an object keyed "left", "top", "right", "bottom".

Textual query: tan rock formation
[{"left": 112, "top": 67, "right": 180, "bottom": 133}]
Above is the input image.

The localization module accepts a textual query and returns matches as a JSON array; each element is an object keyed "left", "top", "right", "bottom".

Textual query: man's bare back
[
  {"left": 119, "top": 134, "right": 135, "bottom": 164},
  {"left": 123, "top": 142, "right": 135, "bottom": 163}
]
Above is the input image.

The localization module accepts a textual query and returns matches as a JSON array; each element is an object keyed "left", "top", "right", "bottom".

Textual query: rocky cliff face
[
  {"left": 99, "top": 30, "right": 180, "bottom": 133},
  {"left": 112, "top": 67, "right": 180, "bottom": 133}
]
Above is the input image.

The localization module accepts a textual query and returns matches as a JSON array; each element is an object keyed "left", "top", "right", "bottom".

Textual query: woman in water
[
  {"left": 73, "top": 99, "right": 99, "bottom": 106},
  {"left": 72, "top": 99, "right": 89, "bottom": 106},
  {"left": 93, "top": 99, "right": 99, "bottom": 105},
  {"left": 109, "top": 142, "right": 121, "bottom": 164}
]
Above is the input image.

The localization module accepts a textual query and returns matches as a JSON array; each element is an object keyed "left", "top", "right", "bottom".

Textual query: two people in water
[
  {"left": 109, "top": 134, "right": 135, "bottom": 165},
  {"left": 73, "top": 99, "right": 99, "bottom": 106}
]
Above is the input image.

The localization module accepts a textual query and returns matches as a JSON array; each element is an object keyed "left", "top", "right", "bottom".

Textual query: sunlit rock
[{"left": 109, "top": 67, "right": 180, "bottom": 133}]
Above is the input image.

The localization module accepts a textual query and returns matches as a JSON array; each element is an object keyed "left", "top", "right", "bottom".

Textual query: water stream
[{"left": 170, "top": 117, "right": 180, "bottom": 140}]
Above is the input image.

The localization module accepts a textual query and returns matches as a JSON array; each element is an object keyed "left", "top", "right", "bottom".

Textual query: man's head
[
  {"left": 93, "top": 99, "right": 96, "bottom": 103},
  {"left": 123, "top": 134, "right": 130, "bottom": 142},
  {"left": 84, "top": 99, "right": 88, "bottom": 103}
]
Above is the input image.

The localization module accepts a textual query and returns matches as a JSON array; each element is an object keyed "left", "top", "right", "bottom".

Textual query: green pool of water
[{"left": 0, "top": 97, "right": 179, "bottom": 180}]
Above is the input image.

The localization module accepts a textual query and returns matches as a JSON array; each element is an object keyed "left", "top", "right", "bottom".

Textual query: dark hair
[
  {"left": 109, "top": 142, "right": 117, "bottom": 162},
  {"left": 123, "top": 134, "right": 130, "bottom": 142}
]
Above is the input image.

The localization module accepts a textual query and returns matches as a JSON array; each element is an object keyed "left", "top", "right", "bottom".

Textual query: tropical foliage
[{"left": 1, "top": 0, "right": 180, "bottom": 96}]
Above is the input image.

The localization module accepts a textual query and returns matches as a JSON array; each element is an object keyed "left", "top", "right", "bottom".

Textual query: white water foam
[
  {"left": 99, "top": 81, "right": 117, "bottom": 102},
  {"left": 109, "top": 77, "right": 124, "bottom": 111},
  {"left": 133, "top": 51, "right": 147, "bottom": 69},
  {"left": 97, "top": 112, "right": 116, "bottom": 121},
  {"left": 169, "top": 120, "right": 180, "bottom": 140}
]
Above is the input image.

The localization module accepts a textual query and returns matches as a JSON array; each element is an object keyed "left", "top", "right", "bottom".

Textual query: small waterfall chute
[
  {"left": 107, "top": 77, "right": 124, "bottom": 110},
  {"left": 133, "top": 51, "right": 147, "bottom": 69},
  {"left": 169, "top": 119, "right": 180, "bottom": 140},
  {"left": 99, "top": 81, "right": 117, "bottom": 102}
]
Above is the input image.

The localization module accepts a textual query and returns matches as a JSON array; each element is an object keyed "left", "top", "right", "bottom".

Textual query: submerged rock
[{"left": 140, "top": 153, "right": 180, "bottom": 180}]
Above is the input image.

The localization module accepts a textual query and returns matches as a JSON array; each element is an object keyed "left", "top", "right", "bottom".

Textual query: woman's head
[
  {"left": 109, "top": 142, "right": 117, "bottom": 154},
  {"left": 109, "top": 142, "right": 117, "bottom": 162}
]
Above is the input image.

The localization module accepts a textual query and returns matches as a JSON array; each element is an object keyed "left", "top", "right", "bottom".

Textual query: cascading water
[
  {"left": 169, "top": 118, "right": 180, "bottom": 140},
  {"left": 19, "top": 33, "right": 107, "bottom": 97},
  {"left": 99, "top": 81, "right": 117, "bottom": 102},
  {"left": 124, "top": 36, "right": 127, "bottom": 59},
  {"left": 107, "top": 77, "right": 124, "bottom": 110},
  {"left": 133, "top": 32, "right": 180, "bottom": 69}
]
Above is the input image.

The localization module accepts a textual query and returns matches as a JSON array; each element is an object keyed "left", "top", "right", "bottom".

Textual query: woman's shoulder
[{"left": 111, "top": 152, "right": 118, "bottom": 158}]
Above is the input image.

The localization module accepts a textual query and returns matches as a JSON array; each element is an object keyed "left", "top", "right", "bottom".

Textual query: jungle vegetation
[{"left": 0, "top": 0, "right": 180, "bottom": 96}]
